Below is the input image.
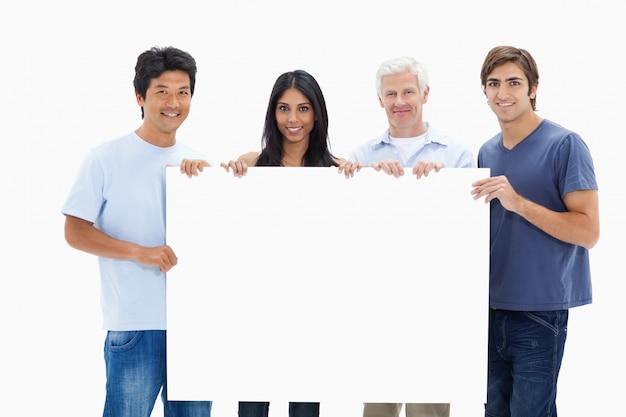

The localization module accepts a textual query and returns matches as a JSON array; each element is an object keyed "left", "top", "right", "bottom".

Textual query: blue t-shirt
[
  {"left": 478, "top": 119, "right": 597, "bottom": 310},
  {"left": 62, "top": 132, "right": 206, "bottom": 330}
]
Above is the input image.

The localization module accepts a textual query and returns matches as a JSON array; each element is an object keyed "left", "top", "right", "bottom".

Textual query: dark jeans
[
  {"left": 239, "top": 401, "right": 319, "bottom": 417},
  {"left": 485, "top": 309, "right": 568, "bottom": 417}
]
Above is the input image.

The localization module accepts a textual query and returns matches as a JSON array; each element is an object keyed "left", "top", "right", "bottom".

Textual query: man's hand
[
  {"left": 413, "top": 160, "right": 444, "bottom": 179},
  {"left": 471, "top": 175, "right": 522, "bottom": 212},
  {"left": 180, "top": 159, "right": 210, "bottom": 177},
  {"left": 136, "top": 245, "right": 178, "bottom": 273},
  {"left": 372, "top": 159, "right": 404, "bottom": 177}
]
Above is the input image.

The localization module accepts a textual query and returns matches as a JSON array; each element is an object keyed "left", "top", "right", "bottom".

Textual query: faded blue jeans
[
  {"left": 103, "top": 330, "right": 212, "bottom": 417},
  {"left": 485, "top": 309, "right": 568, "bottom": 417},
  {"left": 238, "top": 401, "right": 319, "bottom": 417}
]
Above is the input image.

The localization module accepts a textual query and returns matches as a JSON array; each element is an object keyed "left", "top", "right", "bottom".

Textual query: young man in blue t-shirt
[{"left": 471, "top": 46, "right": 600, "bottom": 417}]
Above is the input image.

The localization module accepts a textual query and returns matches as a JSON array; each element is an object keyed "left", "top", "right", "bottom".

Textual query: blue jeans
[
  {"left": 485, "top": 309, "right": 568, "bottom": 417},
  {"left": 238, "top": 401, "right": 319, "bottom": 417},
  {"left": 103, "top": 330, "right": 212, "bottom": 417}
]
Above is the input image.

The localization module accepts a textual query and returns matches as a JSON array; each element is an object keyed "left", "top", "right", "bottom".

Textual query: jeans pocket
[
  {"left": 523, "top": 311, "right": 563, "bottom": 336},
  {"left": 106, "top": 330, "right": 142, "bottom": 352}
]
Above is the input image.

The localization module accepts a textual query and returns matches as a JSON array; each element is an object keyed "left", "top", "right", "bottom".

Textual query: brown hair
[{"left": 480, "top": 46, "right": 539, "bottom": 111}]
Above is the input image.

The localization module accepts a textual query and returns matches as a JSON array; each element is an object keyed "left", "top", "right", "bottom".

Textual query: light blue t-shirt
[
  {"left": 348, "top": 123, "right": 475, "bottom": 168},
  {"left": 478, "top": 119, "right": 598, "bottom": 311},
  {"left": 62, "top": 132, "right": 206, "bottom": 331}
]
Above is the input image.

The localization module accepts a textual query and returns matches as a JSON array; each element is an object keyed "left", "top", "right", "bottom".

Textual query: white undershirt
[{"left": 389, "top": 132, "right": 427, "bottom": 165}]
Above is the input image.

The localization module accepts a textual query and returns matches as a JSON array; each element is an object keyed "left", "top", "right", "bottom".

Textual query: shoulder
[
  {"left": 84, "top": 133, "right": 134, "bottom": 162},
  {"left": 333, "top": 156, "right": 349, "bottom": 166},
  {"left": 538, "top": 119, "right": 579, "bottom": 141},
  {"left": 479, "top": 133, "right": 502, "bottom": 151},
  {"left": 351, "top": 131, "right": 389, "bottom": 152},
  {"left": 237, "top": 151, "right": 261, "bottom": 165},
  {"left": 96, "top": 133, "right": 133, "bottom": 149},
  {"left": 426, "top": 126, "right": 472, "bottom": 152},
  {"left": 536, "top": 120, "right": 591, "bottom": 153}
]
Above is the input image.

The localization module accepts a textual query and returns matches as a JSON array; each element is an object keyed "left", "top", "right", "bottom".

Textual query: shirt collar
[{"left": 380, "top": 122, "right": 449, "bottom": 146}]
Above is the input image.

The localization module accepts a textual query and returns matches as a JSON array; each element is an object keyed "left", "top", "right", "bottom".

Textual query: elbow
[
  {"left": 582, "top": 224, "right": 600, "bottom": 250},
  {"left": 583, "top": 231, "right": 600, "bottom": 250},
  {"left": 64, "top": 215, "right": 91, "bottom": 250},
  {"left": 65, "top": 230, "right": 80, "bottom": 250},
  {"left": 64, "top": 226, "right": 81, "bottom": 250}
]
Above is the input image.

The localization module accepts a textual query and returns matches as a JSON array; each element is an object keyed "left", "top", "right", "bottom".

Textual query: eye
[
  {"left": 510, "top": 81, "right": 520, "bottom": 86},
  {"left": 278, "top": 105, "right": 289, "bottom": 112},
  {"left": 487, "top": 81, "right": 499, "bottom": 88},
  {"left": 298, "top": 105, "right": 310, "bottom": 112}
]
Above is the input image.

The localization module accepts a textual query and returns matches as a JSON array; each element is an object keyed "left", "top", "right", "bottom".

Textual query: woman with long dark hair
[
  {"left": 220, "top": 70, "right": 350, "bottom": 417},
  {"left": 222, "top": 69, "right": 345, "bottom": 175}
]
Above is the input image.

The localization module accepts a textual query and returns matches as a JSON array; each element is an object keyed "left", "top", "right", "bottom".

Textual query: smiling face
[
  {"left": 484, "top": 61, "right": 537, "bottom": 126},
  {"left": 378, "top": 70, "right": 429, "bottom": 138},
  {"left": 135, "top": 70, "right": 192, "bottom": 146},
  {"left": 275, "top": 87, "right": 316, "bottom": 146}
]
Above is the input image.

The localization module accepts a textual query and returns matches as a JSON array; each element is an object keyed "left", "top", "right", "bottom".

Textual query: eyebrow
[
  {"left": 384, "top": 86, "right": 416, "bottom": 92},
  {"left": 277, "top": 101, "right": 311, "bottom": 106},
  {"left": 487, "top": 76, "right": 524, "bottom": 83},
  {"left": 151, "top": 84, "right": 190, "bottom": 90}
]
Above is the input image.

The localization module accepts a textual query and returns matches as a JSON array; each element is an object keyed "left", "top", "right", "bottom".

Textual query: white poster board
[{"left": 166, "top": 167, "right": 490, "bottom": 416}]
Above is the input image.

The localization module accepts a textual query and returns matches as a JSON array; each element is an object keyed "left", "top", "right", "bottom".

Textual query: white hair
[{"left": 375, "top": 56, "right": 429, "bottom": 98}]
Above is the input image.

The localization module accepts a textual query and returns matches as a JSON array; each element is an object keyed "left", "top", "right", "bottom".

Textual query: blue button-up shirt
[{"left": 348, "top": 123, "right": 475, "bottom": 168}]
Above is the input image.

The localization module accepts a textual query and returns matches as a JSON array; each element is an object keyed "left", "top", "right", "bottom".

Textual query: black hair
[
  {"left": 256, "top": 70, "right": 337, "bottom": 167},
  {"left": 133, "top": 46, "right": 197, "bottom": 118}
]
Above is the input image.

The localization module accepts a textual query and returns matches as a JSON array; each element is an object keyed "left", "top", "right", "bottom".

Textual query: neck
[
  {"left": 389, "top": 121, "right": 427, "bottom": 139},
  {"left": 135, "top": 125, "right": 176, "bottom": 148},
  {"left": 281, "top": 139, "right": 309, "bottom": 166},
  {"left": 500, "top": 113, "right": 542, "bottom": 149}
]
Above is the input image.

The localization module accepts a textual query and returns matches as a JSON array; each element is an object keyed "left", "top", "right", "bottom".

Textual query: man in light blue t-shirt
[
  {"left": 62, "top": 46, "right": 211, "bottom": 417},
  {"left": 471, "top": 46, "right": 599, "bottom": 417}
]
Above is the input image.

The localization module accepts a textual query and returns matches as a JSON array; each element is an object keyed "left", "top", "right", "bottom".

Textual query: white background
[{"left": 1, "top": 1, "right": 624, "bottom": 416}]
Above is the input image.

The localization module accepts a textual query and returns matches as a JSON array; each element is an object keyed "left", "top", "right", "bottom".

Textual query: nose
[
  {"left": 495, "top": 85, "right": 510, "bottom": 99},
  {"left": 166, "top": 93, "right": 179, "bottom": 108},
  {"left": 287, "top": 109, "right": 298, "bottom": 123},
  {"left": 393, "top": 94, "right": 408, "bottom": 107}
]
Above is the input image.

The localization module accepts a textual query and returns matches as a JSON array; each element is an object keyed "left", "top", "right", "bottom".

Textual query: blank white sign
[{"left": 166, "top": 167, "right": 490, "bottom": 416}]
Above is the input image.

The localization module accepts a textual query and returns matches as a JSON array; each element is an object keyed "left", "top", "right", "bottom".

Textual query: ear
[
  {"left": 529, "top": 83, "right": 538, "bottom": 99},
  {"left": 135, "top": 91, "right": 145, "bottom": 107},
  {"left": 422, "top": 85, "right": 430, "bottom": 103},
  {"left": 378, "top": 94, "right": 384, "bottom": 108}
]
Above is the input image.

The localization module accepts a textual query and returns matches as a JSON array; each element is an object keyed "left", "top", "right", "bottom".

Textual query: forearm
[
  {"left": 514, "top": 196, "right": 600, "bottom": 249},
  {"left": 64, "top": 215, "right": 142, "bottom": 261}
]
